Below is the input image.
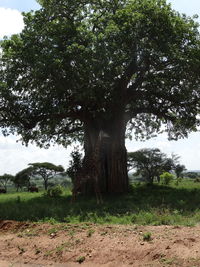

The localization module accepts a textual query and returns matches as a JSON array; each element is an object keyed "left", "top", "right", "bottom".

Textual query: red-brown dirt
[{"left": 0, "top": 220, "right": 200, "bottom": 266}]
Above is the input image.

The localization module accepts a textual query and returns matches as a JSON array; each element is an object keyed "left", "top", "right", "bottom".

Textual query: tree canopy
[
  {"left": 174, "top": 164, "right": 186, "bottom": 178},
  {"left": 13, "top": 167, "right": 34, "bottom": 191},
  {"left": 0, "top": 0, "right": 199, "bottom": 145},
  {"left": 29, "top": 162, "right": 64, "bottom": 190},
  {"left": 0, "top": 173, "right": 14, "bottom": 190},
  {"left": 128, "top": 148, "right": 180, "bottom": 183}
]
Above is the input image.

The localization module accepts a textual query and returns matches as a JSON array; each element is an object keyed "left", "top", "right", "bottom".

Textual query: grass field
[{"left": 1, "top": 179, "right": 200, "bottom": 226}]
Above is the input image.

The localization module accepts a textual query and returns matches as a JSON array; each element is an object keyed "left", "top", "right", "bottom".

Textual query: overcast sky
[{"left": 0, "top": 0, "right": 200, "bottom": 175}]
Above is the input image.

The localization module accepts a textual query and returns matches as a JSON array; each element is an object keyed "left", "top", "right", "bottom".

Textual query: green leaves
[
  {"left": 0, "top": 0, "right": 199, "bottom": 145},
  {"left": 27, "top": 162, "right": 65, "bottom": 190},
  {"left": 0, "top": 174, "right": 14, "bottom": 190},
  {"left": 128, "top": 148, "right": 179, "bottom": 183},
  {"left": 29, "top": 162, "right": 64, "bottom": 173}
]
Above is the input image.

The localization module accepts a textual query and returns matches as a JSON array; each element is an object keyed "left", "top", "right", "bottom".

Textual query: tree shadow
[{"left": 1, "top": 183, "right": 200, "bottom": 223}]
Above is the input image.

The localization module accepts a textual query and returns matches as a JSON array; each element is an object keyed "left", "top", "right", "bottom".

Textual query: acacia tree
[
  {"left": 128, "top": 148, "right": 174, "bottom": 184},
  {"left": 14, "top": 167, "right": 35, "bottom": 191},
  {"left": 29, "top": 162, "right": 64, "bottom": 190},
  {"left": 174, "top": 164, "right": 186, "bottom": 178},
  {"left": 0, "top": 0, "right": 200, "bottom": 193},
  {"left": 0, "top": 174, "right": 14, "bottom": 191}
]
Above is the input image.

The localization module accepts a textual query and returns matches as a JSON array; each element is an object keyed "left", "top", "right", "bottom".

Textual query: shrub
[
  {"left": 66, "top": 147, "right": 83, "bottom": 186},
  {"left": 47, "top": 185, "right": 63, "bottom": 197},
  {"left": 76, "top": 256, "right": 85, "bottom": 264},
  {"left": 160, "top": 172, "right": 174, "bottom": 185},
  {"left": 143, "top": 232, "right": 152, "bottom": 241}
]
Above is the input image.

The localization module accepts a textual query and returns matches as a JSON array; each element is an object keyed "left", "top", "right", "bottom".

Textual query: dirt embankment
[{"left": 0, "top": 220, "right": 200, "bottom": 267}]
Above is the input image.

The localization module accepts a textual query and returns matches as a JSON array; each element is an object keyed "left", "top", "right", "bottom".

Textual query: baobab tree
[{"left": 0, "top": 0, "right": 199, "bottom": 193}]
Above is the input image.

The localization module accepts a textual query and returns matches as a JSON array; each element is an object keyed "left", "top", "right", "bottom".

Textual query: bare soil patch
[{"left": 0, "top": 220, "right": 200, "bottom": 266}]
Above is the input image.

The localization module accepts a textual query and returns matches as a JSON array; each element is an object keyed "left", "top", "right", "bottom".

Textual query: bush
[
  {"left": 160, "top": 172, "right": 174, "bottom": 185},
  {"left": 66, "top": 147, "right": 83, "bottom": 186},
  {"left": 143, "top": 232, "right": 152, "bottom": 241},
  {"left": 76, "top": 256, "right": 85, "bottom": 264},
  {"left": 47, "top": 185, "right": 63, "bottom": 197}
]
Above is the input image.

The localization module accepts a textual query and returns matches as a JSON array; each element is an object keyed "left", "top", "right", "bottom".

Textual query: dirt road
[{"left": 1, "top": 220, "right": 200, "bottom": 266}]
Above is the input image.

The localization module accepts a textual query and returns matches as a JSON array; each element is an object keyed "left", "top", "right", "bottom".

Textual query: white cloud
[
  {"left": 168, "top": 0, "right": 200, "bottom": 19},
  {"left": 0, "top": 7, "right": 24, "bottom": 39},
  {"left": 0, "top": 135, "right": 74, "bottom": 175}
]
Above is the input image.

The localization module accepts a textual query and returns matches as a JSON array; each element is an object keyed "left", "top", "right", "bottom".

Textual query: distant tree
[
  {"left": 0, "top": 173, "right": 14, "bottom": 191},
  {"left": 174, "top": 164, "right": 186, "bottom": 178},
  {"left": 13, "top": 167, "right": 35, "bottom": 191},
  {"left": 29, "top": 162, "right": 65, "bottom": 190},
  {"left": 12, "top": 175, "right": 24, "bottom": 192},
  {"left": 185, "top": 172, "right": 199, "bottom": 179},
  {"left": 128, "top": 148, "right": 175, "bottom": 184}
]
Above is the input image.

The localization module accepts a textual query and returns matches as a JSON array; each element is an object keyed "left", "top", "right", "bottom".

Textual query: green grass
[{"left": 1, "top": 179, "right": 200, "bottom": 226}]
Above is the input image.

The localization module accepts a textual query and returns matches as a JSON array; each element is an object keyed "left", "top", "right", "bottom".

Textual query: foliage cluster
[
  {"left": 128, "top": 148, "right": 185, "bottom": 184},
  {"left": 1, "top": 0, "right": 199, "bottom": 145},
  {"left": 46, "top": 185, "right": 64, "bottom": 197},
  {"left": 66, "top": 147, "right": 83, "bottom": 186},
  {"left": 160, "top": 172, "right": 175, "bottom": 185},
  {"left": 0, "top": 174, "right": 14, "bottom": 191},
  {"left": 14, "top": 167, "right": 35, "bottom": 191}
]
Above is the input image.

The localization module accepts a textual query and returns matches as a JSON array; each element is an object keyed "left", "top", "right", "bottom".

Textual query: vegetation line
[{"left": 1, "top": 180, "right": 200, "bottom": 226}]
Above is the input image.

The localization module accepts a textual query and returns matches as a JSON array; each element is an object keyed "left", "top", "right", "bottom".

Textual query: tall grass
[{"left": 1, "top": 179, "right": 200, "bottom": 226}]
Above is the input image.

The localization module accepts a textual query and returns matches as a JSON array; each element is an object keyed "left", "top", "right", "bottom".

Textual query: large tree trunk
[
  {"left": 83, "top": 116, "right": 129, "bottom": 194},
  {"left": 102, "top": 133, "right": 128, "bottom": 193}
]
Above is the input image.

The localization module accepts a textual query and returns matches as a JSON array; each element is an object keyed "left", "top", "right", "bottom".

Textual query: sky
[{"left": 0, "top": 0, "right": 200, "bottom": 174}]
